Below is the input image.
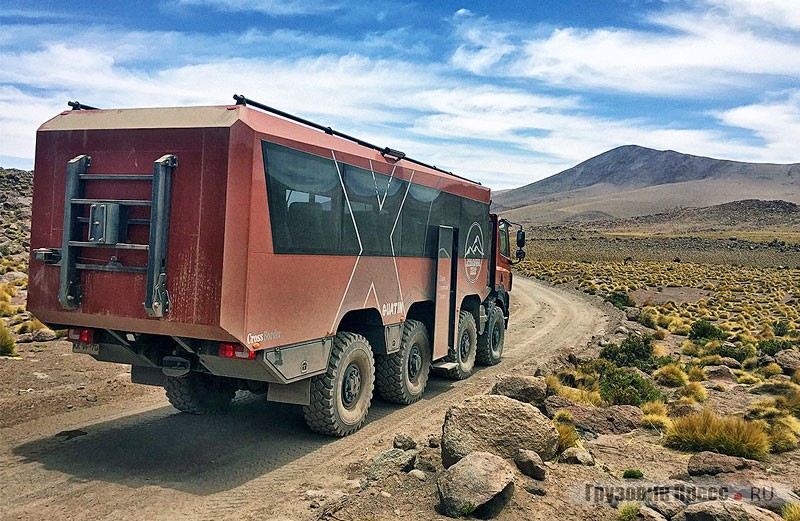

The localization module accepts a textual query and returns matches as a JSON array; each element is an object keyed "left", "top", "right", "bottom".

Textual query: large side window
[
  {"left": 460, "top": 198, "right": 489, "bottom": 260},
  {"left": 402, "top": 183, "right": 439, "bottom": 257},
  {"left": 342, "top": 164, "right": 405, "bottom": 256},
  {"left": 263, "top": 141, "right": 342, "bottom": 254}
]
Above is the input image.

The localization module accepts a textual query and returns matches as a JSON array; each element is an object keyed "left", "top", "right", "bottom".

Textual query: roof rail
[
  {"left": 68, "top": 101, "right": 100, "bottom": 111},
  {"left": 232, "top": 94, "right": 480, "bottom": 186}
]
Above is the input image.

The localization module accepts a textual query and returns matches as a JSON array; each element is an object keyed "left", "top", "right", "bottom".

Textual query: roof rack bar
[
  {"left": 68, "top": 101, "right": 100, "bottom": 111},
  {"left": 232, "top": 94, "right": 480, "bottom": 185}
]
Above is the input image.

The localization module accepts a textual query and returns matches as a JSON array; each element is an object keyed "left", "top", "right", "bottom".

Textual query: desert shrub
[
  {"left": 757, "top": 339, "right": 795, "bottom": 356},
  {"left": 745, "top": 400, "right": 784, "bottom": 421},
  {"left": 668, "top": 321, "right": 691, "bottom": 336},
  {"left": 0, "top": 322, "right": 16, "bottom": 356},
  {"left": 653, "top": 365, "right": 689, "bottom": 387},
  {"left": 641, "top": 400, "right": 667, "bottom": 416},
  {"left": 759, "top": 363, "right": 785, "bottom": 378},
  {"left": 606, "top": 291, "right": 636, "bottom": 310},
  {"left": 622, "top": 469, "right": 643, "bottom": 479},
  {"left": 783, "top": 503, "right": 800, "bottom": 521},
  {"left": 696, "top": 354, "right": 724, "bottom": 367},
  {"left": 717, "top": 342, "right": 756, "bottom": 363},
  {"left": 751, "top": 381, "right": 800, "bottom": 396},
  {"left": 556, "top": 422, "right": 580, "bottom": 453},
  {"left": 600, "top": 333, "right": 669, "bottom": 372},
  {"left": 599, "top": 367, "right": 662, "bottom": 406},
  {"left": 688, "top": 366, "right": 707, "bottom": 382},
  {"left": 681, "top": 340, "right": 704, "bottom": 357},
  {"left": 579, "top": 358, "right": 617, "bottom": 377},
  {"left": 617, "top": 501, "right": 643, "bottom": 521},
  {"left": 548, "top": 373, "right": 604, "bottom": 405},
  {"left": 775, "top": 391, "right": 800, "bottom": 416},
  {"left": 676, "top": 382, "right": 708, "bottom": 402},
  {"left": 773, "top": 320, "right": 790, "bottom": 337},
  {"left": 742, "top": 356, "right": 759, "bottom": 370},
  {"left": 689, "top": 320, "right": 727, "bottom": 341},
  {"left": 664, "top": 409, "right": 771, "bottom": 460},
  {"left": 638, "top": 307, "right": 659, "bottom": 329}
]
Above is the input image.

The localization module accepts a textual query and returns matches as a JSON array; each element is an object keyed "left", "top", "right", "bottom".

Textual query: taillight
[
  {"left": 218, "top": 342, "right": 256, "bottom": 360},
  {"left": 68, "top": 328, "right": 94, "bottom": 343}
]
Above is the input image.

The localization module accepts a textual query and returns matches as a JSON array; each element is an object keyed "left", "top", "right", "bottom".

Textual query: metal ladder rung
[
  {"left": 78, "top": 174, "right": 152, "bottom": 181},
  {"left": 77, "top": 217, "right": 150, "bottom": 225},
  {"left": 71, "top": 199, "right": 151, "bottom": 206},
  {"left": 76, "top": 263, "right": 148, "bottom": 273},
  {"left": 68, "top": 241, "right": 149, "bottom": 251}
]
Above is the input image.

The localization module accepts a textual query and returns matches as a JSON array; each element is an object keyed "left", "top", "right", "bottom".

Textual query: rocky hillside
[{"left": 0, "top": 168, "right": 32, "bottom": 268}]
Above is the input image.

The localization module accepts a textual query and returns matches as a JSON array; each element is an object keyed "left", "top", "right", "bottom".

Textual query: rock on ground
[
  {"left": 635, "top": 505, "right": 668, "bottom": 521},
  {"left": 703, "top": 365, "right": 738, "bottom": 381},
  {"left": 514, "top": 449, "right": 546, "bottom": 480},
  {"left": 545, "top": 399, "right": 643, "bottom": 435},
  {"left": 687, "top": 451, "right": 757, "bottom": 476},
  {"left": 671, "top": 500, "right": 782, "bottom": 521},
  {"left": 366, "top": 448, "right": 417, "bottom": 481},
  {"left": 559, "top": 446, "right": 594, "bottom": 465},
  {"left": 437, "top": 451, "right": 515, "bottom": 518},
  {"left": 441, "top": 395, "right": 558, "bottom": 468},
  {"left": 775, "top": 349, "right": 800, "bottom": 372},
  {"left": 32, "top": 328, "right": 57, "bottom": 342},
  {"left": 490, "top": 375, "right": 547, "bottom": 405},
  {"left": 393, "top": 433, "right": 417, "bottom": 450}
]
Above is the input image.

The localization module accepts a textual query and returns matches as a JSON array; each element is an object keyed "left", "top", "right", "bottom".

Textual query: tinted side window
[
  {"left": 402, "top": 183, "right": 439, "bottom": 257},
  {"left": 263, "top": 141, "right": 342, "bottom": 254},
  {"left": 460, "top": 198, "right": 489, "bottom": 260},
  {"left": 498, "top": 220, "right": 510, "bottom": 258}
]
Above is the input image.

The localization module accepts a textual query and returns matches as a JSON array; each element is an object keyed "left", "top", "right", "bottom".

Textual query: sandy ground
[{"left": 0, "top": 276, "right": 612, "bottom": 521}]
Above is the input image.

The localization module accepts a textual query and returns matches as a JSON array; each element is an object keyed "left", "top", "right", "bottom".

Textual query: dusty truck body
[{"left": 28, "top": 97, "right": 524, "bottom": 435}]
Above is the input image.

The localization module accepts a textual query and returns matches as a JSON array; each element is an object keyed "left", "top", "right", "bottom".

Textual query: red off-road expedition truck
[{"left": 28, "top": 96, "right": 525, "bottom": 436}]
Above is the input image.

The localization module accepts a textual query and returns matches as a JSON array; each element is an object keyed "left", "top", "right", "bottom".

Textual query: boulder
[
  {"left": 441, "top": 395, "right": 559, "bottom": 467},
  {"left": 562, "top": 404, "right": 643, "bottom": 435},
  {"left": 490, "top": 375, "right": 547, "bottom": 405},
  {"left": 672, "top": 500, "right": 782, "bottom": 521},
  {"left": 687, "top": 451, "right": 756, "bottom": 476},
  {"left": 634, "top": 506, "right": 668, "bottom": 521},
  {"left": 542, "top": 395, "right": 578, "bottom": 417},
  {"left": 719, "top": 357, "right": 742, "bottom": 370},
  {"left": 560, "top": 447, "right": 595, "bottom": 466},
  {"left": 703, "top": 365, "right": 737, "bottom": 381},
  {"left": 775, "top": 349, "right": 800, "bottom": 373},
  {"left": 437, "top": 451, "right": 515, "bottom": 518},
  {"left": 32, "top": 328, "right": 57, "bottom": 342},
  {"left": 668, "top": 401, "right": 703, "bottom": 417},
  {"left": 644, "top": 488, "right": 687, "bottom": 519},
  {"left": 393, "top": 433, "right": 417, "bottom": 450},
  {"left": 514, "top": 449, "right": 546, "bottom": 480},
  {"left": 625, "top": 307, "right": 641, "bottom": 321},
  {"left": 366, "top": 448, "right": 417, "bottom": 481}
]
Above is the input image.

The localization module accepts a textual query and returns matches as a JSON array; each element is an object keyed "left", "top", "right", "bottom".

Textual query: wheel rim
[
  {"left": 491, "top": 323, "right": 502, "bottom": 354},
  {"left": 459, "top": 330, "right": 471, "bottom": 361},
  {"left": 408, "top": 343, "right": 422, "bottom": 383},
  {"left": 342, "top": 362, "right": 362, "bottom": 409}
]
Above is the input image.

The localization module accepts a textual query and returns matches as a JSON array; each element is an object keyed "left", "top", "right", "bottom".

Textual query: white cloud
[{"left": 173, "top": 0, "right": 340, "bottom": 16}]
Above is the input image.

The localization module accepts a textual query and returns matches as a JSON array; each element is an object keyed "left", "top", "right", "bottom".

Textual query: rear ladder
[{"left": 35, "top": 154, "right": 177, "bottom": 318}]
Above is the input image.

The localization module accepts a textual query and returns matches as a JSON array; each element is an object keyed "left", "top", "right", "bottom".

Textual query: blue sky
[{"left": 2, "top": 0, "right": 799, "bottom": 189}]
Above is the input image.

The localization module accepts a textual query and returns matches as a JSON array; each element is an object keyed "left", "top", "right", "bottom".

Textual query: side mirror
[{"left": 516, "top": 229, "right": 526, "bottom": 248}]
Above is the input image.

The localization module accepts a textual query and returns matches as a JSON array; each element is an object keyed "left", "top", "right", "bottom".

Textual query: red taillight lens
[
  {"left": 218, "top": 342, "right": 256, "bottom": 360},
  {"left": 68, "top": 328, "right": 94, "bottom": 343}
]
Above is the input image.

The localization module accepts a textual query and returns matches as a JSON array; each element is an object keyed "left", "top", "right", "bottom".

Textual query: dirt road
[{"left": 0, "top": 277, "right": 611, "bottom": 521}]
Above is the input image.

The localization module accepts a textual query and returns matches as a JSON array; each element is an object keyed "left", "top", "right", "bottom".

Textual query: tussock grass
[
  {"left": 738, "top": 373, "right": 761, "bottom": 385},
  {"left": 653, "top": 365, "right": 689, "bottom": 387},
  {"left": 751, "top": 381, "right": 800, "bottom": 396},
  {"left": 546, "top": 374, "right": 605, "bottom": 406},
  {"left": 0, "top": 322, "right": 16, "bottom": 356},
  {"left": 793, "top": 369, "right": 800, "bottom": 385},
  {"left": 642, "top": 414, "right": 672, "bottom": 431},
  {"left": 676, "top": 382, "right": 708, "bottom": 402},
  {"left": 616, "top": 501, "right": 642, "bottom": 521},
  {"left": 641, "top": 400, "right": 667, "bottom": 416},
  {"left": 664, "top": 409, "right": 771, "bottom": 460},
  {"left": 688, "top": 366, "right": 707, "bottom": 382},
  {"left": 782, "top": 503, "right": 800, "bottom": 521},
  {"left": 759, "top": 363, "right": 785, "bottom": 378},
  {"left": 556, "top": 423, "right": 580, "bottom": 453}
]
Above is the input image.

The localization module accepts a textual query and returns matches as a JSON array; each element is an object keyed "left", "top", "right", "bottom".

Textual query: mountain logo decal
[{"left": 464, "top": 221, "right": 485, "bottom": 284}]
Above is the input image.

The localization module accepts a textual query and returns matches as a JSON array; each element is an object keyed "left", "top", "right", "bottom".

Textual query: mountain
[{"left": 494, "top": 145, "right": 800, "bottom": 223}]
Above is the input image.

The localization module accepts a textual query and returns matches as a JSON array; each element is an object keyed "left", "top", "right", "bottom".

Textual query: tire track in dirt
[{"left": 0, "top": 277, "right": 611, "bottom": 521}]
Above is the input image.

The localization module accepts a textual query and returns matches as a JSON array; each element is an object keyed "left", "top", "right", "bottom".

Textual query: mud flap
[{"left": 267, "top": 380, "right": 311, "bottom": 405}]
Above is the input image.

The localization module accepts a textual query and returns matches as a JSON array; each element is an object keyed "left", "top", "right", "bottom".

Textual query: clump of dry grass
[
  {"left": 687, "top": 366, "right": 707, "bottom": 382},
  {"left": 759, "top": 362, "right": 785, "bottom": 378},
  {"left": 654, "top": 365, "right": 689, "bottom": 387},
  {"left": 751, "top": 381, "right": 800, "bottom": 396},
  {"left": 546, "top": 374, "right": 605, "bottom": 406},
  {"left": 783, "top": 503, "right": 800, "bottom": 521},
  {"left": 664, "top": 409, "right": 771, "bottom": 460},
  {"left": 641, "top": 400, "right": 668, "bottom": 416},
  {"left": 616, "top": 501, "right": 643, "bottom": 521},
  {"left": 676, "top": 382, "right": 708, "bottom": 402},
  {"left": 0, "top": 321, "right": 16, "bottom": 356},
  {"left": 556, "top": 423, "right": 580, "bottom": 453},
  {"left": 793, "top": 369, "right": 800, "bottom": 385}
]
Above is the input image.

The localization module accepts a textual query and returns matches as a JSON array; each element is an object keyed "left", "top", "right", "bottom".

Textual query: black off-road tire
[
  {"left": 476, "top": 306, "right": 505, "bottom": 366},
  {"left": 440, "top": 311, "right": 477, "bottom": 380},
  {"left": 164, "top": 373, "right": 236, "bottom": 414},
  {"left": 303, "top": 332, "right": 375, "bottom": 437},
  {"left": 375, "top": 319, "right": 431, "bottom": 404}
]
